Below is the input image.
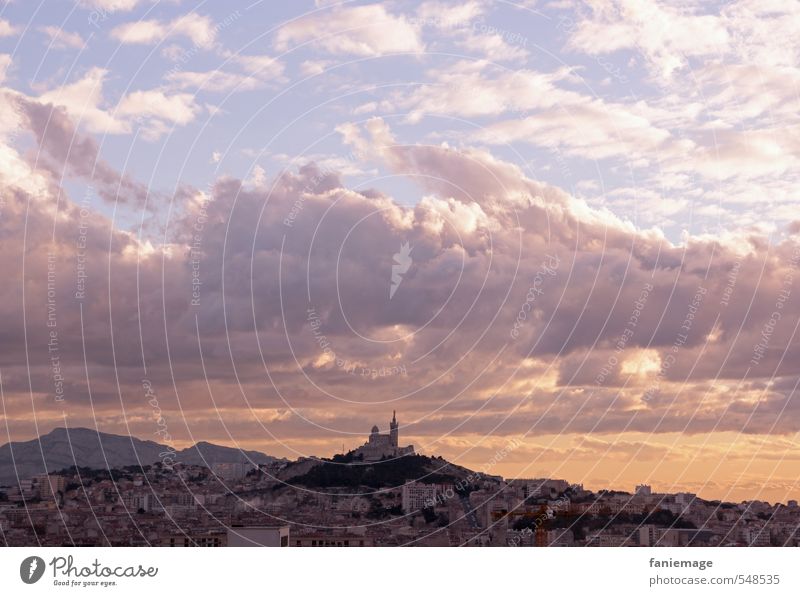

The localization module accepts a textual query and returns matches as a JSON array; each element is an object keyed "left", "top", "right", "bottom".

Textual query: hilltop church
[{"left": 352, "top": 411, "right": 415, "bottom": 461}]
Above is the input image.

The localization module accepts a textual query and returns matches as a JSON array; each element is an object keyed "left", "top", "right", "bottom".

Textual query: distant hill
[
  {"left": 0, "top": 427, "right": 282, "bottom": 486},
  {"left": 178, "top": 441, "right": 279, "bottom": 467}
]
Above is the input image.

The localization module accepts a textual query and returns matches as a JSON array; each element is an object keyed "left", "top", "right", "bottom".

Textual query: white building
[
  {"left": 120, "top": 493, "right": 152, "bottom": 512},
  {"left": 511, "top": 478, "right": 570, "bottom": 499}
]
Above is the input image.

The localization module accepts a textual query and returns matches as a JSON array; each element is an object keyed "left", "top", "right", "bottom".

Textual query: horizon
[{"left": 3, "top": 421, "right": 798, "bottom": 506}]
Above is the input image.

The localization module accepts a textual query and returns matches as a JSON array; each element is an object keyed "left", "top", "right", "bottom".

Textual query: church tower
[{"left": 389, "top": 410, "right": 398, "bottom": 448}]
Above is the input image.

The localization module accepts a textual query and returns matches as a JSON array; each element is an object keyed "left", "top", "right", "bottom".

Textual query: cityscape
[{"left": 2, "top": 416, "right": 799, "bottom": 547}]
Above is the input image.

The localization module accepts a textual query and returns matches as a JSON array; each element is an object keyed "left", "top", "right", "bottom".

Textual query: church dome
[{"left": 371, "top": 425, "right": 379, "bottom": 434}]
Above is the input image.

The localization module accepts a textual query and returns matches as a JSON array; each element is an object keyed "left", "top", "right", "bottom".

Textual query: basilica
[{"left": 351, "top": 411, "right": 415, "bottom": 461}]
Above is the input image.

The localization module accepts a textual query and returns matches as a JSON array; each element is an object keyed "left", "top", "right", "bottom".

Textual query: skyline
[
  {"left": 1, "top": 414, "right": 797, "bottom": 505},
  {"left": 1, "top": 0, "right": 800, "bottom": 507},
  {"left": 3, "top": 422, "right": 799, "bottom": 548}
]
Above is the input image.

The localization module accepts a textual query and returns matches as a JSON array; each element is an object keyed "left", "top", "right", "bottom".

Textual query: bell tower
[{"left": 389, "top": 410, "right": 399, "bottom": 448}]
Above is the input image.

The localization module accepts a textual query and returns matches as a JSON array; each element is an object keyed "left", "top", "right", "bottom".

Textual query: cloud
[
  {"left": 167, "top": 70, "right": 261, "bottom": 93},
  {"left": 111, "top": 13, "right": 218, "bottom": 48},
  {"left": 0, "top": 54, "right": 10, "bottom": 84},
  {"left": 166, "top": 53, "right": 285, "bottom": 94},
  {"left": 274, "top": 4, "right": 424, "bottom": 56},
  {"left": 477, "top": 100, "right": 676, "bottom": 161},
  {"left": 0, "top": 91, "right": 51, "bottom": 198},
  {"left": 721, "top": 0, "right": 800, "bottom": 69},
  {"left": 81, "top": 0, "right": 142, "bottom": 10},
  {"left": 397, "top": 61, "right": 575, "bottom": 121},
  {"left": 16, "top": 96, "right": 150, "bottom": 204},
  {"left": 39, "top": 25, "right": 87, "bottom": 50},
  {"left": 414, "top": 0, "right": 527, "bottom": 62},
  {"left": 0, "top": 18, "right": 19, "bottom": 37},
  {"left": 163, "top": 30, "right": 288, "bottom": 91},
  {"left": 37, "top": 68, "right": 202, "bottom": 140},
  {"left": 394, "top": 61, "right": 682, "bottom": 161},
  {"left": 38, "top": 67, "right": 130, "bottom": 135},
  {"left": 680, "top": 128, "right": 800, "bottom": 181},
  {"left": 454, "top": 28, "right": 528, "bottom": 62},
  {"left": 219, "top": 51, "right": 283, "bottom": 77},
  {"left": 2, "top": 100, "right": 799, "bottom": 457},
  {"left": 565, "top": 0, "right": 795, "bottom": 83},
  {"left": 566, "top": 0, "right": 729, "bottom": 79},
  {"left": 694, "top": 62, "right": 800, "bottom": 125},
  {"left": 416, "top": 0, "right": 487, "bottom": 27},
  {"left": 115, "top": 89, "right": 198, "bottom": 125}
]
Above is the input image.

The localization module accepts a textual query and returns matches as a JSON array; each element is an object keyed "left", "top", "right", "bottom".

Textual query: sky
[{"left": 1, "top": 0, "right": 800, "bottom": 503}]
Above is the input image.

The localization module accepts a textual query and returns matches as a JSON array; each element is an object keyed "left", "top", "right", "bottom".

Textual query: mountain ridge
[{"left": 0, "top": 426, "right": 283, "bottom": 485}]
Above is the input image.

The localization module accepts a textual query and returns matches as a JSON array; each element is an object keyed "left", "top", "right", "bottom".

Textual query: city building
[
  {"left": 227, "top": 525, "right": 290, "bottom": 547},
  {"left": 162, "top": 530, "right": 226, "bottom": 547},
  {"left": 510, "top": 478, "right": 570, "bottom": 499},
  {"left": 211, "top": 462, "right": 255, "bottom": 481},
  {"left": 120, "top": 493, "right": 152, "bottom": 512},
  {"left": 402, "top": 482, "right": 439, "bottom": 513},
  {"left": 293, "top": 533, "right": 374, "bottom": 547}
]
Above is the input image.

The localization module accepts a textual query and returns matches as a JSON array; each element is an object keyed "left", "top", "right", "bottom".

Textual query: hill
[{"left": 284, "top": 454, "right": 476, "bottom": 490}]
